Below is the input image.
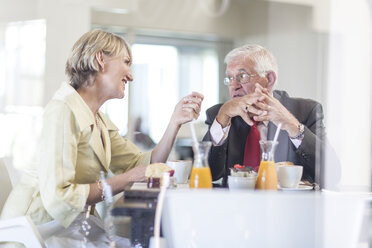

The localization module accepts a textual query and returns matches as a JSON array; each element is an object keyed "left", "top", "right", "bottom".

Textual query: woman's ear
[
  {"left": 95, "top": 51, "right": 105, "bottom": 72},
  {"left": 266, "top": 71, "right": 276, "bottom": 91}
]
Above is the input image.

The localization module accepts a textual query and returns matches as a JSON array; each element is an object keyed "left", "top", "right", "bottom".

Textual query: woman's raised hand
[{"left": 171, "top": 92, "right": 204, "bottom": 127}]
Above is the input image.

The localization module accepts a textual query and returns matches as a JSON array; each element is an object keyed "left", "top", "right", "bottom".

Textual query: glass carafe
[
  {"left": 255, "top": 140, "right": 278, "bottom": 190},
  {"left": 189, "top": 141, "right": 213, "bottom": 188}
]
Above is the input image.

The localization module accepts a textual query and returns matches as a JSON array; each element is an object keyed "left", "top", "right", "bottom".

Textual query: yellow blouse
[{"left": 1, "top": 82, "right": 151, "bottom": 227}]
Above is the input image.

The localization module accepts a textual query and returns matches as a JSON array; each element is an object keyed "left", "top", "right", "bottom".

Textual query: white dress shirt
[{"left": 210, "top": 118, "right": 302, "bottom": 148}]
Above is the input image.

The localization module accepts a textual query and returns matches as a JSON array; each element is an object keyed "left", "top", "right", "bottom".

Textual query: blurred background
[{"left": 0, "top": 0, "right": 371, "bottom": 190}]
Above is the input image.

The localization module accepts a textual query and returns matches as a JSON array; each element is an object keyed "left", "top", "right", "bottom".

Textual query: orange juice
[
  {"left": 255, "top": 160, "right": 277, "bottom": 190},
  {"left": 189, "top": 167, "right": 212, "bottom": 188}
]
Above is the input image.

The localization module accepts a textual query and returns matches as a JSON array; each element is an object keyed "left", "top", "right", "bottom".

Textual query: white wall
[
  {"left": 0, "top": 0, "right": 38, "bottom": 22},
  {"left": 38, "top": 0, "right": 91, "bottom": 104},
  {"left": 0, "top": 0, "right": 91, "bottom": 105},
  {"left": 325, "top": 0, "right": 372, "bottom": 189},
  {"left": 238, "top": 1, "right": 322, "bottom": 101},
  {"left": 91, "top": 0, "right": 245, "bottom": 38}
]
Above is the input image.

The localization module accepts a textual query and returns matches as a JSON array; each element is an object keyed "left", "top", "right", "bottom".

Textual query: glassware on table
[
  {"left": 255, "top": 140, "right": 278, "bottom": 190},
  {"left": 189, "top": 141, "right": 213, "bottom": 189}
]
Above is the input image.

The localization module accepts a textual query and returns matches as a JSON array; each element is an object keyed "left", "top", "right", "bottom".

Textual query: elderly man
[{"left": 203, "top": 44, "right": 326, "bottom": 186}]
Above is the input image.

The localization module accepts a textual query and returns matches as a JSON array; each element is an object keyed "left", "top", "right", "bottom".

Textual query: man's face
[{"left": 226, "top": 57, "right": 269, "bottom": 99}]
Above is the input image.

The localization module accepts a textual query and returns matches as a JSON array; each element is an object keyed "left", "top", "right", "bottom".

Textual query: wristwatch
[{"left": 290, "top": 123, "right": 305, "bottom": 140}]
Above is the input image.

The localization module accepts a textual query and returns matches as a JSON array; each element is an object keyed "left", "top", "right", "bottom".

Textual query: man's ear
[
  {"left": 266, "top": 71, "right": 276, "bottom": 90},
  {"left": 95, "top": 51, "right": 105, "bottom": 71}
]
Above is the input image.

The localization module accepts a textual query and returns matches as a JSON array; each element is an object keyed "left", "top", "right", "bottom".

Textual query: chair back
[
  {"left": 3, "top": 157, "right": 20, "bottom": 187},
  {"left": 0, "top": 216, "right": 46, "bottom": 248},
  {"left": 0, "top": 157, "right": 45, "bottom": 247},
  {"left": 0, "top": 157, "right": 13, "bottom": 213}
]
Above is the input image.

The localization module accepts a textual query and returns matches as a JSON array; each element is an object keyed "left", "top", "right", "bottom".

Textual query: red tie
[{"left": 243, "top": 121, "right": 261, "bottom": 172}]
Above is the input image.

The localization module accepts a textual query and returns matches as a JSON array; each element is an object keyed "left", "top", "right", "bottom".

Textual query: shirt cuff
[
  {"left": 210, "top": 118, "right": 230, "bottom": 146},
  {"left": 290, "top": 138, "right": 302, "bottom": 149}
]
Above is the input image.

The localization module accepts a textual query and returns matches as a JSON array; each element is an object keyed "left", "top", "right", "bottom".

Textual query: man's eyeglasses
[{"left": 223, "top": 73, "right": 259, "bottom": 86}]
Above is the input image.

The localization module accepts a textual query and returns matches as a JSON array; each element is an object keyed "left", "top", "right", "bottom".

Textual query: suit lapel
[
  {"left": 102, "top": 127, "right": 111, "bottom": 170},
  {"left": 268, "top": 91, "right": 288, "bottom": 162},
  {"left": 89, "top": 126, "right": 108, "bottom": 172}
]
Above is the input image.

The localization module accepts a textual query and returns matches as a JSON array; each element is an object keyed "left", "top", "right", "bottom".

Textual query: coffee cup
[
  {"left": 166, "top": 160, "right": 192, "bottom": 184},
  {"left": 277, "top": 165, "right": 303, "bottom": 188}
]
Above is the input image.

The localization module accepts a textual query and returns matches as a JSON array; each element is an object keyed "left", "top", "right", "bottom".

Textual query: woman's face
[{"left": 96, "top": 50, "right": 133, "bottom": 100}]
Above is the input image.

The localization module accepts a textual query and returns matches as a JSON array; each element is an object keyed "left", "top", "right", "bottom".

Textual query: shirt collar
[
  {"left": 257, "top": 121, "right": 269, "bottom": 127},
  {"left": 52, "top": 82, "right": 118, "bottom": 131}
]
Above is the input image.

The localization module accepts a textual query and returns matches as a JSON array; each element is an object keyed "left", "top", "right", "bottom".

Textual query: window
[
  {"left": 0, "top": 20, "right": 45, "bottom": 168},
  {"left": 0, "top": 20, "right": 45, "bottom": 109},
  {"left": 130, "top": 43, "right": 219, "bottom": 143}
]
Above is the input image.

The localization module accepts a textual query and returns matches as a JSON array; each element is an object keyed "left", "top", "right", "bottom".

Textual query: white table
[{"left": 161, "top": 190, "right": 370, "bottom": 248}]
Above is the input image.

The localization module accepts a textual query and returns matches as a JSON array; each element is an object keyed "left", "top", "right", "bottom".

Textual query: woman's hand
[
  {"left": 150, "top": 92, "right": 203, "bottom": 163},
  {"left": 87, "top": 164, "right": 147, "bottom": 205},
  {"left": 170, "top": 92, "right": 204, "bottom": 127}
]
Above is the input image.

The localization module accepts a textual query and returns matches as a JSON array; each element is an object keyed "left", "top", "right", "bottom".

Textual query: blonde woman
[{"left": 1, "top": 30, "right": 203, "bottom": 247}]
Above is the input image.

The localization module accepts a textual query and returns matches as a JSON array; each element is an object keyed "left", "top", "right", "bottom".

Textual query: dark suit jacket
[{"left": 203, "top": 90, "right": 326, "bottom": 186}]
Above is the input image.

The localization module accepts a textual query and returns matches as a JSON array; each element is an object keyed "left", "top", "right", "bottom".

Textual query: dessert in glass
[{"left": 145, "top": 163, "right": 175, "bottom": 189}]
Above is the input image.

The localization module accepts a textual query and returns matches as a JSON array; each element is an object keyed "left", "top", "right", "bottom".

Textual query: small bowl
[{"left": 228, "top": 175, "right": 257, "bottom": 190}]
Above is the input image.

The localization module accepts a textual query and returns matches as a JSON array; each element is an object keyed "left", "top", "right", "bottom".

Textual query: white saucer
[{"left": 278, "top": 184, "right": 313, "bottom": 191}]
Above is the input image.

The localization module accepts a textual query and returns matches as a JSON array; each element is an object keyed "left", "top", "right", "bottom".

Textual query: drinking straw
[
  {"left": 153, "top": 172, "right": 170, "bottom": 248},
  {"left": 273, "top": 123, "right": 282, "bottom": 143},
  {"left": 190, "top": 120, "right": 199, "bottom": 144}
]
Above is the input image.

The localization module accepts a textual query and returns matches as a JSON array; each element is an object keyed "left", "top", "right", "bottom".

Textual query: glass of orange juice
[
  {"left": 189, "top": 141, "right": 212, "bottom": 189},
  {"left": 255, "top": 140, "right": 278, "bottom": 190}
]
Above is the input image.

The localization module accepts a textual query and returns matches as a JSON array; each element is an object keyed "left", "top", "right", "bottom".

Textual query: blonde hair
[
  {"left": 224, "top": 44, "right": 278, "bottom": 80},
  {"left": 65, "top": 29, "right": 132, "bottom": 89}
]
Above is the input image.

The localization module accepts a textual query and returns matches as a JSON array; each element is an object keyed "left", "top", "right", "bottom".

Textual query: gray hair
[
  {"left": 65, "top": 29, "right": 132, "bottom": 89},
  {"left": 224, "top": 44, "right": 278, "bottom": 80}
]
